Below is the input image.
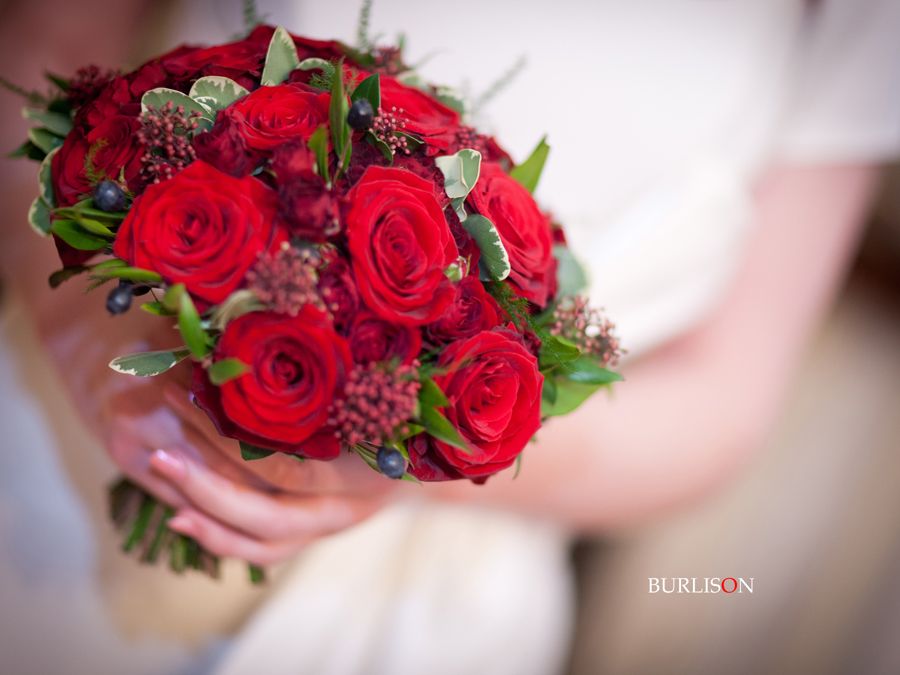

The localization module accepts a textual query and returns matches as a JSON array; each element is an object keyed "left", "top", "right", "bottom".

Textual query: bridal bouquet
[{"left": 13, "top": 2, "right": 621, "bottom": 579}]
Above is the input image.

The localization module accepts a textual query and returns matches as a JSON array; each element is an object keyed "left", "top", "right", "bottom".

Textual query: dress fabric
[{"left": 0, "top": 1, "right": 898, "bottom": 674}]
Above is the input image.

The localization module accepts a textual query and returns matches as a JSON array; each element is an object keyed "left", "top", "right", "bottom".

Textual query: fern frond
[{"left": 356, "top": 0, "right": 374, "bottom": 52}]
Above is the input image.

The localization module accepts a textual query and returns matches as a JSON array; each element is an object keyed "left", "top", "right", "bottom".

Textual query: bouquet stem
[{"left": 108, "top": 477, "right": 265, "bottom": 584}]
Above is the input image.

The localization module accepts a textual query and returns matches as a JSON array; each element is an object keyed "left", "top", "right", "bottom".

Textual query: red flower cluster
[{"left": 32, "top": 23, "right": 617, "bottom": 483}]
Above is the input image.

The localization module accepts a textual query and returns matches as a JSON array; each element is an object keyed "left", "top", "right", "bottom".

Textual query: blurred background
[
  {"left": 568, "top": 170, "right": 900, "bottom": 674},
  {"left": 1, "top": 1, "right": 899, "bottom": 674}
]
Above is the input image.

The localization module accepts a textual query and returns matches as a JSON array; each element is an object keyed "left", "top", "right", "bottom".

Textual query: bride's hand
[{"left": 104, "top": 375, "right": 399, "bottom": 566}]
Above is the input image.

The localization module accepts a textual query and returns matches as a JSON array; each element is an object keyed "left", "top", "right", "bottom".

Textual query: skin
[{"left": 0, "top": 1, "right": 881, "bottom": 566}]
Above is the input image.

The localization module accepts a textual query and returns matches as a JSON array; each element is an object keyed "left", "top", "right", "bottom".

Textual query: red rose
[
  {"left": 228, "top": 83, "right": 330, "bottom": 151},
  {"left": 52, "top": 115, "right": 143, "bottom": 207},
  {"left": 318, "top": 254, "right": 359, "bottom": 334},
  {"left": 467, "top": 162, "right": 556, "bottom": 307},
  {"left": 348, "top": 310, "right": 422, "bottom": 365},
  {"left": 191, "top": 307, "right": 352, "bottom": 458},
  {"left": 380, "top": 77, "right": 461, "bottom": 155},
  {"left": 345, "top": 166, "right": 458, "bottom": 325},
  {"left": 408, "top": 328, "right": 543, "bottom": 481},
  {"left": 424, "top": 276, "right": 501, "bottom": 344},
  {"left": 193, "top": 109, "right": 262, "bottom": 177},
  {"left": 271, "top": 142, "right": 339, "bottom": 240},
  {"left": 112, "top": 161, "right": 285, "bottom": 308}
]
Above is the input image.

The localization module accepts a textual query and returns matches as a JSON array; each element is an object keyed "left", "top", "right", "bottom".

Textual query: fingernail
[
  {"left": 151, "top": 448, "right": 186, "bottom": 480},
  {"left": 168, "top": 515, "right": 194, "bottom": 536}
]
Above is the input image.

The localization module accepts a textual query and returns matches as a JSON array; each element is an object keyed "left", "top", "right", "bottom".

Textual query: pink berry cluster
[
  {"left": 372, "top": 106, "right": 411, "bottom": 155},
  {"left": 550, "top": 296, "right": 623, "bottom": 367},
  {"left": 137, "top": 101, "right": 200, "bottom": 184},
  {"left": 329, "top": 363, "right": 421, "bottom": 447},
  {"left": 246, "top": 242, "right": 323, "bottom": 316}
]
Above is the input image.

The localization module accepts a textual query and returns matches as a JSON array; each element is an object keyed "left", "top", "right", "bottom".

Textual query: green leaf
[
  {"left": 188, "top": 76, "right": 249, "bottom": 113},
  {"left": 139, "top": 301, "right": 174, "bottom": 316},
  {"left": 541, "top": 378, "right": 602, "bottom": 417},
  {"left": 28, "top": 197, "right": 52, "bottom": 236},
  {"left": 538, "top": 333, "right": 581, "bottom": 370},
  {"left": 434, "top": 86, "right": 466, "bottom": 115},
  {"left": 208, "top": 357, "right": 250, "bottom": 385},
  {"left": 50, "top": 219, "right": 107, "bottom": 250},
  {"left": 44, "top": 71, "right": 70, "bottom": 92},
  {"left": 329, "top": 59, "right": 352, "bottom": 175},
  {"left": 108, "top": 348, "right": 191, "bottom": 377},
  {"left": 419, "top": 376, "right": 450, "bottom": 409},
  {"left": 9, "top": 140, "right": 46, "bottom": 161},
  {"left": 27, "top": 127, "right": 62, "bottom": 154},
  {"left": 510, "top": 135, "right": 549, "bottom": 193},
  {"left": 351, "top": 73, "right": 381, "bottom": 110},
  {"left": 435, "top": 148, "right": 482, "bottom": 208},
  {"left": 90, "top": 265, "right": 162, "bottom": 283},
  {"left": 209, "top": 289, "right": 264, "bottom": 330},
  {"left": 240, "top": 441, "right": 275, "bottom": 461},
  {"left": 23, "top": 108, "right": 72, "bottom": 137},
  {"left": 37, "top": 147, "right": 57, "bottom": 207},
  {"left": 420, "top": 406, "right": 470, "bottom": 453},
  {"left": 297, "top": 58, "right": 336, "bottom": 80},
  {"left": 307, "top": 126, "right": 331, "bottom": 185},
  {"left": 176, "top": 288, "right": 211, "bottom": 358},
  {"left": 74, "top": 216, "right": 114, "bottom": 237},
  {"left": 140, "top": 88, "right": 213, "bottom": 130},
  {"left": 261, "top": 26, "right": 300, "bottom": 86},
  {"left": 461, "top": 214, "right": 510, "bottom": 281},
  {"left": 48, "top": 265, "right": 88, "bottom": 288},
  {"left": 553, "top": 243, "right": 589, "bottom": 297},
  {"left": 558, "top": 355, "right": 623, "bottom": 385}
]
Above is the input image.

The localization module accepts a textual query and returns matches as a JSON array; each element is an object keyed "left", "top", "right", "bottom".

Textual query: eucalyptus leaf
[
  {"left": 188, "top": 76, "right": 249, "bottom": 112},
  {"left": 461, "top": 214, "right": 510, "bottom": 281},
  {"left": 23, "top": 108, "right": 72, "bottom": 137},
  {"left": 510, "top": 136, "right": 549, "bottom": 193},
  {"left": 240, "top": 442, "right": 275, "bottom": 461},
  {"left": 351, "top": 73, "right": 381, "bottom": 110},
  {"left": 553, "top": 243, "right": 589, "bottom": 296},
  {"left": 208, "top": 357, "right": 250, "bottom": 385},
  {"left": 28, "top": 197, "right": 52, "bottom": 236},
  {"left": 435, "top": 148, "right": 481, "bottom": 200},
  {"left": 261, "top": 26, "right": 300, "bottom": 86},
  {"left": 210, "top": 289, "right": 264, "bottom": 330},
  {"left": 108, "top": 348, "right": 191, "bottom": 377},
  {"left": 27, "top": 127, "right": 62, "bottom": 154},
  {"left": 50, "top": 219, "right": 107, "bottom": 250},
  {"left": 140, "top": 88, "right": 213, "bottom": 130}
]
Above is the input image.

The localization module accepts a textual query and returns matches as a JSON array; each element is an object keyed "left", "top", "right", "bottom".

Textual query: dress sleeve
[{"left": 775, "top": 0, "right": 900, "bottom": 163}]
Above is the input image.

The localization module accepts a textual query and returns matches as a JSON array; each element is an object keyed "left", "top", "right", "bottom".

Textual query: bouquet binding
[{"left": 11, "top": 1, "right": 622, "bottom": 581}]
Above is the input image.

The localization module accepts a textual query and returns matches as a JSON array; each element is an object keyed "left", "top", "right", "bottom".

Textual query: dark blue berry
[
  {"left": 93, "top": 180, "right": 126, "bottom": 212},
  {"left": 106, "top": 281, "right": 133, "bottom": 315},
  {"left": 376, "top": 446, "right": 406, "bottom": 479},
  {"left": 347, "top": 99, "right": 374, "bottom": 131}
]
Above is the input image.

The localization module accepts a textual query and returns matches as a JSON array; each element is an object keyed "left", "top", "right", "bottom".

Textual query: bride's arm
[{"left": 434, "top": 163, "right": 880, "bottom": 530}]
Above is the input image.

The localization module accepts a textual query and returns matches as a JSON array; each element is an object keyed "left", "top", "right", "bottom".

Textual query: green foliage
[
  {"left": 242, "top": 0, "right": 262, "bottom": 32},
  {"left": 307, "top": 126, "right": 331, "bottom": 186},
  {"left": 208, "top": 357, "right": 250, "bottom": 385},
  {"left": 51, "top": 219, "right": 107, "bottom": 250},
  {"left": 417, "top": 377, "right": 470, "bottom": 453},
  {"left": 553, "top": 243, "right": 589, "bottom": 296},
  {"left": 356, "top": 0, "right": 374, "bottom": 52},
  {"left": 329, "top": 60, "right": 352, "bottom": 177},
  {"left": 240, "top": 442, "right": 275, "bottom": 461},
  {"left": 164, "top": 284, "right": 212, "bottom": 358},
  {"left": 209, "top": 289, "right": 264, "bottom": 330},
  {"left": 140, "top": 88, "right": 213, "bottom": 131},
  {"left": 462, "top": 214, "right": 511, "bottom": 281},
  {"left": 28, "top": 127, "right": 62, "bottom": 154},
  {"left": 261, "top": 26, "right": 300, "bottom": 86},
  {"left": 108, "top": 348, "right": 191, "bottom": 377},
  {"left": 351, "top": 73, "right": 381, "bottom": 110},
  {"left": 22, "top": 108, "right": 72, "bottom": 137},
  {"left": 510, "top": 136, "right": 549, "bottom": 193},
  {"left": 188, "top": 76, "right": 249, "bottom": 113}
]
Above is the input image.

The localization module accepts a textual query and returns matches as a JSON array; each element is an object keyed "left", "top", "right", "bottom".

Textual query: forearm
[{"left": 428, "top": 164, "right": 880, "bottom": 531}]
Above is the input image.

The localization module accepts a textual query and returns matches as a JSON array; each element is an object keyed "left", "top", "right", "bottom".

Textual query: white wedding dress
[{"left": 1, "top": 1, "right": 898, "bottom": 674}]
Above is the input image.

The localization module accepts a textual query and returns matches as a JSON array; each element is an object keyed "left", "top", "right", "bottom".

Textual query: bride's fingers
[
  {"left": 150, "top": 447, "right": 374, "bottom": 541},
  {"left": 168, "top": 508, "right": 307, "bottom": 566},
  {"left": 108, "top": 429, "right": 188, "bottom": 509}
]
